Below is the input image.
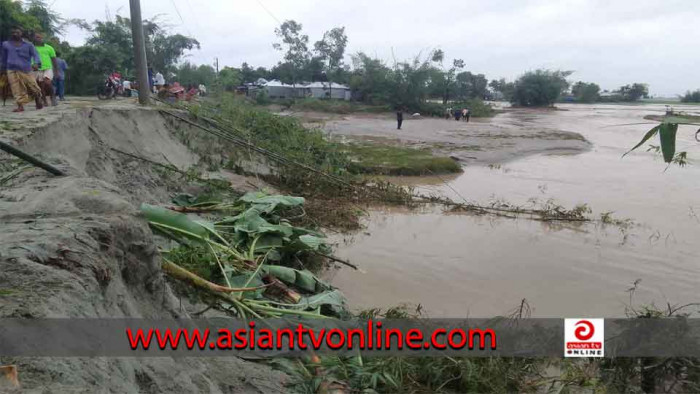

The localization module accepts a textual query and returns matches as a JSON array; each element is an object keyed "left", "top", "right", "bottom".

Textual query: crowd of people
[
  {"left": 0, "top": 26, "right": 68, "bottom": 112},
  {"left": 445, "top": 106, "right": 471, "bottom": 122},
  {"left": 0, "top": 25, "right": 208, "bottom": 112}
]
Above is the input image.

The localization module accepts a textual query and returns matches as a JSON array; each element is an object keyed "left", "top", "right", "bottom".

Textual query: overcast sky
[{"left": 53, "top": 0, "right": 700, "bottom": 96}]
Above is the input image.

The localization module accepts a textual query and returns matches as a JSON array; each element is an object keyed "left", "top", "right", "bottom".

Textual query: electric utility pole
[{"left": 129, "top": 0, "right": 150, "bottom": 105}]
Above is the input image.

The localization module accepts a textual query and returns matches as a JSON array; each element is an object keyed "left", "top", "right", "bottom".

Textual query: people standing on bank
[
  {"left": 53, "top": 53, "right": 67, "bottom": 101},
  {"left": 464, "top": 108, "right": 471, "bottom": 122},
  {"left": 445, "top": 107, "right": 452, "bottom": 120},
  {"left": 454, "top": 108, "right": 461, "bottom": 121},
  {"left": 396, "top": 108, "right": 403, "bottom": 130},
  {"left": 33, "top": 33, "right": 58, "bottom": 106},
  {"left": 154, "top": 71, "right": 165, "bottom": 91},
  {"left": 0, "top": 26, "right": 43, "bottom": 112}
]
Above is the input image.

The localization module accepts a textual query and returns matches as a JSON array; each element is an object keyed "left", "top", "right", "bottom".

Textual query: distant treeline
[
  {"left": 2, "top": 1, "right": 659, "bottom": 108},
  {"left": 681, "top": 90, "right": 700, "bottom": 103}
]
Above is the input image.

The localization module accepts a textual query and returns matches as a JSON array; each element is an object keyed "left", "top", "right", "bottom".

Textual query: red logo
[{"left": 574, "top": 320, "right": 594, "bottom": 341}]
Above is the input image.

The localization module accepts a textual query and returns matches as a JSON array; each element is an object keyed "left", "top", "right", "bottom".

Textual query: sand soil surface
[{"left": 305, "top": 108, "right": 592, "bottom": 164}]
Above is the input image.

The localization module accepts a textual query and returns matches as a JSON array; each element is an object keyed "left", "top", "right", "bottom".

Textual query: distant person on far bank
[
  {"left": 0, "top": 26, "right": 43, "bottom": 112},
  {"left": 396, "top": 108, "right": 403, "bottom": 130},
  {"left": 462, "top": 108, "right": 470, "bottom": 122},
  {"left": 454, "top": 108, "right": 461, "bottom": 121},
  {"left": 198, "top": 83, "right": 207, "bottom": 97},
  {"left": 33, "top": 33, "right": 58, "bottom": 106},
  {"left": 445, "top": 107, "right": 452, "bottom": 120},
  {"left": 154, "top": 71, "right": 165, "bottom": 91},
  {"left": 122, "top": 79, "right": 132, "bottom": 97},
  {"left": 53, "top": 53, "right": 67, "bottom": 101}
]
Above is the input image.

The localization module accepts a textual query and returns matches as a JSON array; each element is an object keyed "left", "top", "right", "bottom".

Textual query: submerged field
[{"left": 326, "top": 103, "right": 700, "bottom": 317}]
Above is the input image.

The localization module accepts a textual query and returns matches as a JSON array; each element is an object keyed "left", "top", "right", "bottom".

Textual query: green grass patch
[{"left": 343, "top": 142, "right": 462, "bottom": 176}]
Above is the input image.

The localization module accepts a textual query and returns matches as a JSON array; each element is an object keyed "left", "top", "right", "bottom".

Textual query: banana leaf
[
  {"left": 623, "top": 125, "right": 659, "bottom": 158},
  {"left": 261, "top": 265, "right": 331, "bottom": 293},
  {"left": 229, "top": 273, "right": 266, "bottom": 299},
  {"left": 141, "top": 203, "right": 210, "bottom": 242},
  {"left": 659, "top": 123, "right": 678, "bottom": 163},
  {"left": 297, "top": 289, "right": 346, "bottom": 314},
  {"left": 239, "top": 192, "right": 305, "bottom": 213},
  {"left": 292, "top": 234, "right": 326, "bottom": 251}
]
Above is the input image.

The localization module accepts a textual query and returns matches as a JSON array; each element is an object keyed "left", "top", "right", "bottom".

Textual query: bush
[{"left": 254, "top": 89, "right": 270, "bottom": 105}]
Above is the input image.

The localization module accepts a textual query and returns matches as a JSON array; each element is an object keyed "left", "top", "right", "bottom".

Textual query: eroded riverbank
[{"left": 326, "top": 103, "right": 700, "bottom": 317}]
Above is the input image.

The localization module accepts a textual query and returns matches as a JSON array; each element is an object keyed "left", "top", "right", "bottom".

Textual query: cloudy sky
[{"left": 53, "top": 0, "right": 700, "bottom": 96}]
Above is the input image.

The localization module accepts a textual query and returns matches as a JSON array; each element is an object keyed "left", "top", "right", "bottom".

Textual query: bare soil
[{"left": 0, "top": 98, "right": 286, "bottom": 392}]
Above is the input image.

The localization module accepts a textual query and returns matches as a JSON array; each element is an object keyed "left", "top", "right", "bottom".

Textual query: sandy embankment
[{"left": 0, "top": 100, "right": 286, "bottom": 392}]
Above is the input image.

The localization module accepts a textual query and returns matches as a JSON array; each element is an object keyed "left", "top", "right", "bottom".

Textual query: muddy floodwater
[{"left": 324, "top": 103, "right": 700, "bottom": 317}]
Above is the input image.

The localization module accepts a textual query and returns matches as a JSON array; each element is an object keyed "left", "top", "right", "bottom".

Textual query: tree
[
  {"left": 348, "top": 52, "right": 392, "bottom": 104},
  {"left": 273, "top": 20, "right": 310, "bottom": 88},
  {"left": 218, "top": 66, "right": 241, "bottom": 91},
  {"left": 1, "top": 0, "right": 48, "bottom": 41},
  {"left": 571, "top": 81, "right": 600, "bottom": 103},
  {"left": 455, "top": 71, "right": 488, "bottom": 100},
  {"left": 681, "top": 89, "right": 700, "bottom": 103},
  {"left": 428, "top": 53, "right": 465, "bottom": 104},
  {"left": 618, "top": 83, "right": 648, "bottom": 102},
  {"left": 511, "top": 69, "right": 572, "bottom": 107},
  {"left": 314, "top": 27, "right": 347, "bottom": 97},
  {"left": 489, "top": 78, "right": 515, "bottom": 101},
  {"left": 172, "top": 62, "right": 216, "bottom": 88}
]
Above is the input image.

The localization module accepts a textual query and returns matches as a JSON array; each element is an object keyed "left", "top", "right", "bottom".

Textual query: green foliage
[
  {"left": 63, "top": 15, "right": 198, "bottom": 95},
  {"left": 618, "top": 83, "right": 649, "bottom": 102},
  {"left": 254, "top": 89, "right": 270, "bottom": 105},
  {"left": 314, "top": 26, "right": 347, "bottom": 85},
  {"left": 681, "top": 89, "right": 700, "bottom": 103},
  {"left": 217, "top": 66, "right": 241, "bottom": 92},
  {"left": 0, "top": 0, "right": 54, "bottom": 41},
  {"left": 571, "top": 81, "right": 600, "bottom": 103},
  {"left": 625, "top": 116, "right": 700, "bottom": 165},
  {"left": 172, "top": 62, "right": 216, "bottom": 88},
  {"left": 489, "top": 78, "right": 515, "bottom": 101},
  {"left": 511, "top": 69, "right": 573, "bottom": 107},
  {"left": 195, "top": 95, "right": 350, "bottom": 175},
  {"left": 273, "top": 20, "right": 310, "bottom": 86},
  {"left": 454, "top": 71, "right": 488, "bottom": 100}
]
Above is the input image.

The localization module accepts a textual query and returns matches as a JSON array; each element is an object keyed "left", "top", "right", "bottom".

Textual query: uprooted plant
[{"left": 142, "top": 191, "right": 349, "bottom": 319}]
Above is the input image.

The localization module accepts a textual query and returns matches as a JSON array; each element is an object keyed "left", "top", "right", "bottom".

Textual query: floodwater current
[{"left": 325, "top": 103, "right": 700, "bottom": 317}]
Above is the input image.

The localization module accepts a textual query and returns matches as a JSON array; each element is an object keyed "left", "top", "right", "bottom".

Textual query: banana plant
[{"left": 624, "top": 115, "right": 700, "bottom": 164}]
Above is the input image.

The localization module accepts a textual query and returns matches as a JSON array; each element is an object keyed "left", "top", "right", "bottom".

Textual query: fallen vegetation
[{"left": 145, "top": 190, "right": 348, "bottom": 319}]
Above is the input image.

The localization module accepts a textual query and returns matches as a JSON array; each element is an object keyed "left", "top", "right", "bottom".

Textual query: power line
[
  {"left": 169, "top": 0, "right": 193, "bottom": 37},
  {"left": 254, "top": 0, "right": 282, "bottom": 25}
]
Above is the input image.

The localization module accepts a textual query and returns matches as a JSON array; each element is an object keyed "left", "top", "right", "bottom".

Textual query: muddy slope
[{"left": 0, "top": 105, "right": 286, "bottom": 392}]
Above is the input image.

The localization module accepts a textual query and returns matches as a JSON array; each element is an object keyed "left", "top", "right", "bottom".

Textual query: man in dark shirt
[
  {"left": 53, "top": 53, "right": 68, "bottom": 101},
  {"left": 0, "top": 26, "right": 43, "bottom": 112},
  {"left": 396, "top": 108, "right": 403, "bottom": 130}
]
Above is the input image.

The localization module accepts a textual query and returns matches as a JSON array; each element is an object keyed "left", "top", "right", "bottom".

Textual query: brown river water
[{"left": 324, "top": 103, "right": 700, "bottom": 318}]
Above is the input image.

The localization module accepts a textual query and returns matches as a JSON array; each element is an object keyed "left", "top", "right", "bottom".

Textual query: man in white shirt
[
  {"left": 154, "top": 72, "right": 165, "bottom": 88},
  {"left": 122, "top": 80, "right": 132, "bottom": 96}
]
